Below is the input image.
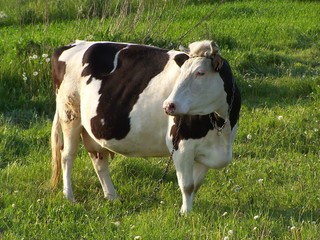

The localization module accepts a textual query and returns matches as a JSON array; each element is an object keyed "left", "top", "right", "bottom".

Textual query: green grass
[{"left": 1, "top": 0, "right": 320, "bottom": 239}]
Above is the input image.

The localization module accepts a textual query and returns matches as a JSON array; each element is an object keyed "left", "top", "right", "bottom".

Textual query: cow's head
[{"left": 163, "top": 40, "right": 226, "bottom": 116}]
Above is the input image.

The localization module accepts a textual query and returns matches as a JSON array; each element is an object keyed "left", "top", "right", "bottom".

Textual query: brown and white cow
[{"left": 51, "top": 40, "right": 241, "bottom": 213}]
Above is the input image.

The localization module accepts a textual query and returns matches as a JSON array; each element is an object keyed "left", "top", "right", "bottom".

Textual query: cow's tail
[{"left": 51, "top": 109, "right": 62, "bottom": 188}]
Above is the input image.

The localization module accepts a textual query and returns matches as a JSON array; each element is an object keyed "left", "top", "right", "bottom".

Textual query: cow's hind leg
[
  {"left": 60, "top": 120, "right": 82, "bottom": 201},
  {"left": 81, "top": 129, "right": 118, "bottom": 200}
]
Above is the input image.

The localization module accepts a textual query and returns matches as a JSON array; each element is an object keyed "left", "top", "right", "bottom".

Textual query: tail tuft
[{"left": 51, "top": 110, "right": 62, "bottom": 188}]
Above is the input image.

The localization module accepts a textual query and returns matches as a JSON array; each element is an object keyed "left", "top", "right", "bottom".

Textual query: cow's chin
[
  {"left": 181, "top": 109, "right": 212, "bottom": 116},
  {"left": 164, "top": 110, "right": 180, "bottom": 116},
  {"left": 187, "top": 105, "right": 217, "bottom": 116}
]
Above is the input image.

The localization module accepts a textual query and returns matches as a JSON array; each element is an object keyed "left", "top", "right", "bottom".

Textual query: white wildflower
[
  {"left": 223, "top": 237, "right": 229, "bottom": 240},
  {"left": 112, "top": 221, "right": 120, "bottom": 227},
  {"left": 290, "top": 226, "right": 296, "bottom": 231},
  {"left": 247, "top": 134, "right": 252, "bottom": 140},
  {"left": 134, "top": 236, "right": 141, "bottom": 240},
  {"left": 228, "top": 230, "right": 234, "bottom": 236},
  {"left": 253, "top": 227, "right": 257, "bottom": 231},
  {"left": 277, "top": 115, "right": 283, "bottom": 121},
  {"left": 222, "top": 211, "right": 228, "bottom": 217},
  {"left": 42, "top": 53, "right": 48, "bottom": 58},
  {"left": 12, "top": 204, "right": 16, "bottom": 208},
  {"left": 45, "top": 58, "right": 51, "bottom": 63},
  {"left": 160, "top": 200, "right": 165, "bottom": 205},
  {"left": 32, "top": 54, "right": 38, "bottom": 59},
  {"left": 33, "top": 71, "right": 38, "bottom": 76},
  {"left": 257, "top": 179, "right": 264, "bottom": 184},
  {"left": 0, "top": 11, "right": 7, "bottom": 19},
  {"left": 254, "top": 215, "right": 259, "bottom": 220}
]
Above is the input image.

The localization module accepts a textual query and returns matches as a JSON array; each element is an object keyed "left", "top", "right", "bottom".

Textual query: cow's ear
[
  {"left": 174, "top": 53, "right": 189, "bottom": 67},
  {"left": 209, "top": 41, "right": 223, "bottom": 72},
  {"left": 211, "top": 54, "right": 224, "bottom": 72}
]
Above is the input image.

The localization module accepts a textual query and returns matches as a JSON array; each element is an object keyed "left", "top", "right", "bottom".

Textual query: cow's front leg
[
  {"left": 193, "top": 161, "right": 209, "bottom": 195},
  {"left": 173, "top": 150, "right": 195, "bottom": 214}
]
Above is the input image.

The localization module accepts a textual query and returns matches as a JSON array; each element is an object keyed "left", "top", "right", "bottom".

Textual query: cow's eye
[{"left": 196, "top": 71, "right": 205, "bottom": 77}]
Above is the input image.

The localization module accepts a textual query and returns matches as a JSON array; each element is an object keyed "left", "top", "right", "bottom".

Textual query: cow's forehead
[{"left": 182, "top": 56, "right": 212, "bottom": 71}]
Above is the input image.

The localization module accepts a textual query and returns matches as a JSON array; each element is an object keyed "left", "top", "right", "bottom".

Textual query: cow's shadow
[
  {"left": 111, "top": 156, "right": 178, "bottom": 191},
  {"left": 195, "top": 197, "right": 320, "bottom": 228}
]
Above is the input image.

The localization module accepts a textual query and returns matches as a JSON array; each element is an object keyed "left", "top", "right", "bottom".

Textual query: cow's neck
[{"left": 213, "top": 101, "right": 229, "bottom": 120}]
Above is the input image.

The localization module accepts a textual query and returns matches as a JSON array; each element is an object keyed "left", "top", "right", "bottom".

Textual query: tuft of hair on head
[
  {"left": 188, "top": 40, "right": 223, "bottom": 72},
  {"left": 188, "top": 40, "right": 212, "bottom": 57},
  {"left": 188, "top": 40, "right": 220, "bottom": 56}
]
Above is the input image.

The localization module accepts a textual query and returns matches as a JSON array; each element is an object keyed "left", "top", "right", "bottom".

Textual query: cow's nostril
[
  {"left": 164, "top": 102, "right": 176, "bottom": 115},
  {"left": 168, "top": 103, "right": 176, "bottom": 112}
]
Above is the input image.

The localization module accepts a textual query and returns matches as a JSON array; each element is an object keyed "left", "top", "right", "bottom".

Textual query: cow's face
[{"left": 163, "top": 56, "right": 225, "bottom": 116}]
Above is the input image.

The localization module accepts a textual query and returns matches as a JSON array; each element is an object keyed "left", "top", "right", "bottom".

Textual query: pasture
[{"left": 0, "top": 0, "right": 319, "bottom": 239}]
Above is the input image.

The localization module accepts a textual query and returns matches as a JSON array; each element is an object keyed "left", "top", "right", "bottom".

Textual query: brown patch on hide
[
  {"left": 170, "top": 114, "right": 225, "bottom": 150},
  {"left": 52, "top": 45, "right": 75, "bottom": 90},
  {"left": 64, "top": 94, "right": 80, "bottom": 123}
]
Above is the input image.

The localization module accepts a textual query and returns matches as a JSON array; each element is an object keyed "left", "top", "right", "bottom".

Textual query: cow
[{"left": 51, "top": 40, "right": 241, "bottom": 214}]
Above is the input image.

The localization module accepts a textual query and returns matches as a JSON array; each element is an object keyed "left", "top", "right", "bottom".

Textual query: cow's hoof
[
  {"left": 179, "top": 206, "right": 191, "bottom": 215},
  {"left": 63, "top": 190, "right": 75, "bottom": 202}
]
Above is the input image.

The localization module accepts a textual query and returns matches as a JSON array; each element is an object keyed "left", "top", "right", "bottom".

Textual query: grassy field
[{"left": 1, "top": 0, "right": 320, "bottom": 239}]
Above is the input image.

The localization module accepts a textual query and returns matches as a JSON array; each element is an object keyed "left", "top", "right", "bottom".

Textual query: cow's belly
[
  {"left": 84, "top": 112, "right": 169, "bottom": 157},
  {"left": 100, "top": 135, "right": 169, "bottom": 157},
  {"left": 81, "top": 108, "right": 170, "bottom": 157}
]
